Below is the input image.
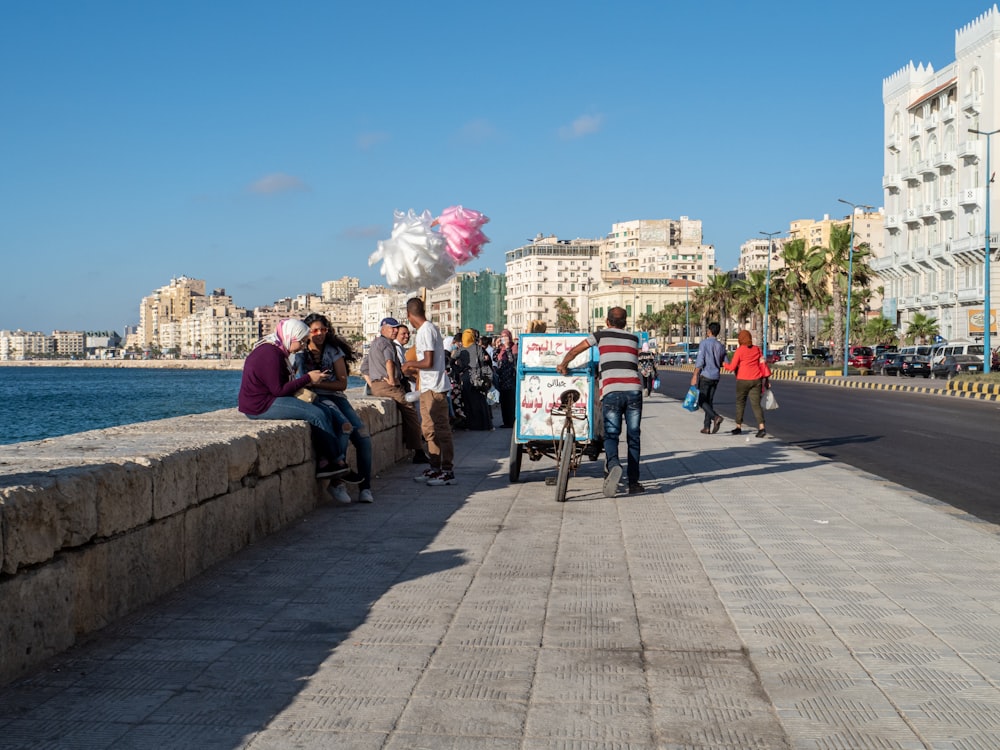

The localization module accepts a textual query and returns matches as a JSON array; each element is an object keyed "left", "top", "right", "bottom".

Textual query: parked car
[
  {"left": 873, "top": 352, "right": 903, "bottom": 376},
  {"left": 847, "top": 345, "right": 874, "bottom": 369},
  {"left": 765, "top": 349, "right": 782, "bottom": 364},
  {"left": 900, "top": 354, "right": 931, "bottom": 378},
  {"left": 930, "top": 354, "right": 984, "bottom": 380}
]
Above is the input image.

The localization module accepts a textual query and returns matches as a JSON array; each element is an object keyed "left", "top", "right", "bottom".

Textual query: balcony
[
  {"left": 882, "top": 173, "right": 902, "bottom": 190},
  {"left": 935, "top": 195, "right": 955, "bottom": 214},
  {"left": 958, "top": 286, "right": 984, "bottom": 303},
  {"left": 941, "top": 104, "right": 956, "bottom": 123},
  {"left": 886, "top": 133, "right": 901, "bottom": 152},
  {"left": 925, "top": 114, "right": 939, "bottom": 131},
  {"left": 958, "top": 140, "right": 983, "bottom": 160},
  {"left": 884, "top": 213, "right": 901, "bottom": 230},
  {"left": 911, "top": 246, "right": 928, "bottom": 262},
  {"left": 959, "top": 187, "right": 984, "bottom": 206},
  {"left": 898, "top": 296, "right": 917, "bottom": 308},
  {"left": 902, "top": 168, "right": 921, "bottom": 184},
  {"left": 909, "top": 122, "right": 922, "bottom": 139},
  {"left": 916, "top": 159, "right": 935, "bottom": 176},
  {"left": 932, "top": 150, "right": 956, "bottom": 169},
  {"left": 962, "top": 90, "right": 982, "bottom": 113},
  {"left": 904, "top": 207, "right": 921, "bottom": 224},
  {"left": 919, "top": 293, "right": 938, "bottom": 306},
  {"left": 869, "top": 255, "right": 897, "bottom": 272}
]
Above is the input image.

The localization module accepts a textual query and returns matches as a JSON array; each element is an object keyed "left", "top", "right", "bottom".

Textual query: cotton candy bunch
[
  {"left": 435, "top": 205, "right": 490, "bottom": 265},
  {"left": 369, "top": 209, "right": 456, "bottom": 291}
]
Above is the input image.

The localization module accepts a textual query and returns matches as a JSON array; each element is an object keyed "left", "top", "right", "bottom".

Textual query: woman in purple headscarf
[{"left": 238, "top": 318, "right": 355, "bottom": 479}]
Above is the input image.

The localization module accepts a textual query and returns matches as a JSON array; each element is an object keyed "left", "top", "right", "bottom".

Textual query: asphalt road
[{"left": 656, "top": 369, "right": 1000, "bottom": 524}]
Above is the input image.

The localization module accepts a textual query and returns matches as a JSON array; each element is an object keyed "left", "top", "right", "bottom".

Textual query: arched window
[{"left": 943, "top": 125, "right": 956, "bottom": 151}]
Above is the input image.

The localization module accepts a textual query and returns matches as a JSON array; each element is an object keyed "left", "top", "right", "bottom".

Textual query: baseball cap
[{"left": 380, "top": 317, "right": 400, "bottom": 327}]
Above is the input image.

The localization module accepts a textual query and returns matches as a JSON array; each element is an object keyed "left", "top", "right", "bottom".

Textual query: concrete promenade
[{"left": 2, "top": 393, "right": 999, "bottom": 749}]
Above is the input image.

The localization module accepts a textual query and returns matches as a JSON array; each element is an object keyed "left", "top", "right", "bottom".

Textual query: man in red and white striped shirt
[{"left": 557, "top": 307, "right": 644, "bottom": 497}]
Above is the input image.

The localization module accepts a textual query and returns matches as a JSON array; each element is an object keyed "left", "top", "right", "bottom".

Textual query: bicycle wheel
[
  {"left": 509, "top": 432, "right": 523, "bottom": 483},
  {"left": 555, "top": 423, "right": 574, "bottom": 503}
]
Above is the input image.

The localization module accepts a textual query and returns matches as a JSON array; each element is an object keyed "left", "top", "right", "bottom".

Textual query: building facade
[{"left": 877, "top": 6, "right": 1000, "bottom": 342}]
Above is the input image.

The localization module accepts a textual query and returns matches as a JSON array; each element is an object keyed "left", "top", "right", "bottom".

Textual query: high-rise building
[
  {"left": 137, "top": 276, "right": 206, "bottom": 348},
  {"left": 878, "top": 6, "right": 1000, "bottom": 341}
]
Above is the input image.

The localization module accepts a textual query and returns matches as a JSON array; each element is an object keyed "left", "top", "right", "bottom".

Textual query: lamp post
[
  {"left": 969, "top": 127, "right": 997, "bottom": 374},
  {"left": 837, "top": 198, "right": 874, "bottom": 376},
  {"left": 759, "top": 231, "right": 781, "bottom": 359}
]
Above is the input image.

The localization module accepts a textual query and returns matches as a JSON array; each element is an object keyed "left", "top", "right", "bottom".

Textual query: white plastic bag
[{"left": 762, "top": 387, "right": 778, "bottom": 410}]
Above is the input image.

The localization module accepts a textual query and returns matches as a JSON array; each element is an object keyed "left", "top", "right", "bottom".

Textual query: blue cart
[{"left": 508, "top": 333, "right": 602, "bottom": 502}]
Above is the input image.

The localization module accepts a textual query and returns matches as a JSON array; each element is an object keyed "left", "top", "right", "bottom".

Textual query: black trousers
[{"left": 697, "top": 376, "right": 720, "bottom": 428}]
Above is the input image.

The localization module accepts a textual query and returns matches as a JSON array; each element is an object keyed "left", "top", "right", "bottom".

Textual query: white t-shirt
[{"left": 414, "top": 320, "right": 449, "bottom": 393}]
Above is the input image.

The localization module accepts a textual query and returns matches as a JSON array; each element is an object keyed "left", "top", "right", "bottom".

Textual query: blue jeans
[
  {"left": 602, "top": 390, "right": 642, "bottom": 485},
  {"left": 318, "top": 394, "right": 373, "bottom": 490},
  {"left": 246, "top": 396, "right": 344, "bottom": 465}
]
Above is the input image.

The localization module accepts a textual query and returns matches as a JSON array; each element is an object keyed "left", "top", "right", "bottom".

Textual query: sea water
[{"left": 0, "top": 367, "right": 364, "bottom": 445}]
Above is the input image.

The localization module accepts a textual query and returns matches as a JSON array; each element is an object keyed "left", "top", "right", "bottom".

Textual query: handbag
[
  {"left": 294, "top": 388, "right": 317, "bottom": 403},
  {"left": 682, "top": 385, "right": 699, "bottom": 412},
  {"left": 762, "top": 387, "right": 779, "bottom": 410}
]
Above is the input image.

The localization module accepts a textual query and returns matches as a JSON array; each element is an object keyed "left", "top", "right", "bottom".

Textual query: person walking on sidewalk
[
  {"left": 723, "top": 329, "right": 769, "bottom": 438},
  {"left": 691, "top": 321, "right": 726, "bottom": 435},
  {"left": 638, "top": 344, "right": 658, "bottom": 397},
  {"left": 556, "top": 306, "right": 644, "bottom": 497},
  {"left": 403, "top": 297, "right": 456, "bottom": 486}
]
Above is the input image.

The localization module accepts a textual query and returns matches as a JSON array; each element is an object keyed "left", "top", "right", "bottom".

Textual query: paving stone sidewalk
[{"left": 1, "top": 394, "right": 999, "bottom": 749}]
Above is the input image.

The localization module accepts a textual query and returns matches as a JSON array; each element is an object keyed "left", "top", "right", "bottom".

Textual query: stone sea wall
[{"left": 0, "top": 398, "right": 408, "bottom": 685}]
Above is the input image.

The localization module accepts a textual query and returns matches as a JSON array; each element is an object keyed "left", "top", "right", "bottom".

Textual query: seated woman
[
  {"left": 293, "top": 314, "right": 374, "bottom": 504},
  {"left": 238, "top": 318, "right": 357, "bottom": 480}
]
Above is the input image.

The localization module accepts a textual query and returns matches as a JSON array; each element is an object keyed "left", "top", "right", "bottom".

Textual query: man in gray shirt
[
  {"left": 364, "top": 317, "right": 424, "bottom": 459},
  {"left": 691, "top": 321, "right": 726, "bottom": 434}
]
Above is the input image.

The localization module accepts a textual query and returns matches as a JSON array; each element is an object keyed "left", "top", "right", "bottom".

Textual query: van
[{"left": 930, "top": 341, "right": 984, "bottom": 365}]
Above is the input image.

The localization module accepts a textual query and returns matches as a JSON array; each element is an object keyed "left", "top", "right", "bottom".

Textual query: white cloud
[
  {"left": 558, "top": 114, "right": 604, "bottom": 140},
  {"left": 248, "top": 173, "right": 310, "bottom": 194},
  {"left": 455, "top": 118, "right": 498, "bottom": 144},
  {"left": 357, "top": 131, "right": 390, "bottom": 150}
]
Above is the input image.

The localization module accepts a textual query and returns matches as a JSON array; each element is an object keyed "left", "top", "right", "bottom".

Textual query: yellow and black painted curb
[{"left": 671, "top": 365, "right": 1000, "bottom": 401}]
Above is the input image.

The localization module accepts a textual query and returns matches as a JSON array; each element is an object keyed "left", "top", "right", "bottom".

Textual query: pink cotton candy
[{"left": 435, "top": 205, "right": 490, "bottom": 265}]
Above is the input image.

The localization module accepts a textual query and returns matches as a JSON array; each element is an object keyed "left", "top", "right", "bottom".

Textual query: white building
[
  {"left": 877, "top": 6, "right": 1000, "bottom": 342},
  {"left": 738, "top": 237, "right": 787, "bottom": 276}
]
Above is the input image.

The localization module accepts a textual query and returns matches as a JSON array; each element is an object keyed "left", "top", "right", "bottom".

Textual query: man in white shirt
[{"left": 402, "top": 297, "right": 455, "bottom": 486}]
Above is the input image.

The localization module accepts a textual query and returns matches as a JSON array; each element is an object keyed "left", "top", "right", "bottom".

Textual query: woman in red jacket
[{"left": 722, "top": 329, "right": 769, "bottom": 437}]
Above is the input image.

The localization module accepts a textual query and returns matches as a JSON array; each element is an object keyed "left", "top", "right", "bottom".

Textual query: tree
[
  {"left": 778, "top": 239, "right": 825, "bottom": 365},
  {"left": 862, "top": 316, "right": 899, "bottom": 346},
  {"left": 694, "top": 273, "right": 733, "bottom": 341},
  {"left": 554, "top": 297, "right": 577, "bottom": 332},
  {"left": 905, "top": 313, "right": 939, "bottom": 344}
]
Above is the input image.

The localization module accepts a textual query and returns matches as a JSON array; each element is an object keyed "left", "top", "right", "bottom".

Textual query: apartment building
[
  {"left": 738, "top": 237, "right": 787, "bottom": 276},
  {"left": 322, "top": 276, "right": 360, "bottom": 302},
  {"left": 137, "top": 276, "right": 206, "bottom": 348},
  {"left": 604, "top": 217, "right": 715, "bottom": 283},
  {"left": 877, "top": 6, "right": 1000, "bottom": 341},
  {"left": 503, "top": 235, "right": 602, "bottom": 333}
]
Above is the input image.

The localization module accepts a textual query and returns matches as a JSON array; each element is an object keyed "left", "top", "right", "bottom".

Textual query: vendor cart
[{"left": 508, "top": 333, "right": 601, "bottom": 502}]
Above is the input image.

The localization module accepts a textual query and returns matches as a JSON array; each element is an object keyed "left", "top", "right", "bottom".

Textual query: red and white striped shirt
[{"left": 588, "top": 328, "right": 642, "bottom": 398}]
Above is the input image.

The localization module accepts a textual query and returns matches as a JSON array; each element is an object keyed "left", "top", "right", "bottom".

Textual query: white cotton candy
[{"left": 369, "top": 209, "right": 456, "bottom": 290}]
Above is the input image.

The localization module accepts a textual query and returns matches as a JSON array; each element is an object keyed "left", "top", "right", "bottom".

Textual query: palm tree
[
  {"left": 694, "top": 273, "right": 733, "bottom": 341},
  {"left": 778, "top": 239, "right": 818, "bottom": 365},
  {"left": 905, "top": 313, "right": 939, "bottom": 344},
  {"left": 733, "top": 271, "right": 769, "bottom": 345},
  {"left": 863, "top": 316, "right": 899, "bottom": 346}
]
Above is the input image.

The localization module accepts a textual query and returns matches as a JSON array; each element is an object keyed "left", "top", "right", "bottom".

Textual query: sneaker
[
  {"left": 329, "top": 484, "right": 351, "bottom": 504},
  {"left": 340, "top": 470, "right": 364, "bottom": 485},
  {"left": 316, "top": 464, "right": 349, "bottom": 479},
  {"left": 712, "top": 416, "right": 724, "bottom": 434},
  {"left": 358, "top": 489, "right": 374, "bottom": 504},
  {"left": 426, "top": 471, "right": 456, "bottom": 486},
  {"left": 602, "top": 465, "right": 622, "bottom": 498},
  {"left": 755, "top": 429, "right": 767, "bottom": 438},
  {"left": 730, "top": 427, "right": 742, "bottom": 435},
  {"left": 628, "top": 483, "right": 645, "bottom": 495},
  {"left": 414, "top": 469, "right": 441, "bottom": 483}
]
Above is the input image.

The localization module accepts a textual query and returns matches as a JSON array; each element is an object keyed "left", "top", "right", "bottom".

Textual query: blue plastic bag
[{"left": 682, "top": 386, "right": 699, "bottom": 412}]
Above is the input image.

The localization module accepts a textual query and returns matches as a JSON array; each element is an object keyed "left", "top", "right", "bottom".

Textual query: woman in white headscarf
[{"left": 238, "top": 318, "right": 357, "bottom": 480}]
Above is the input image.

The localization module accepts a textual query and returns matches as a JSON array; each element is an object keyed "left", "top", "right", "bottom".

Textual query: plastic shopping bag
[
  {"left": 682, "top": 386, "right": 700, "bottom": 412},
  {"left": 653, "top": 377, "right": 661, "bottom": 390},
  {"left": 762, "top": 387, "right": 779, "bottom": 410}
]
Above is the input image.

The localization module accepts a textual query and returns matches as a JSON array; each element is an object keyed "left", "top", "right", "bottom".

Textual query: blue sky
[{"left": 2, "top": 1, "right": 996, "bottom": 333}]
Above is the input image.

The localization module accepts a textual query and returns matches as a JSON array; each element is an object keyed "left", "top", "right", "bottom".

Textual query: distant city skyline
[{"left": 3, "top": 1, "right": 995, "bottom": 333}]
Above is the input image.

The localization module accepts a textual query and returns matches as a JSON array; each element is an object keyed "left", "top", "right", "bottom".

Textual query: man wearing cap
[{"left": 365, "top": 317, "right": 423, "bottom": 457}]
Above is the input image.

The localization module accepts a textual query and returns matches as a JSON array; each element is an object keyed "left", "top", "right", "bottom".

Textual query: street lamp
[
  {"left": 837, "top": 198, "right": 874, "bottom": 376},
  {"left": 760, "top": 231, "right": 781, "bottom": 358},
  {"left": 969, "top": 127, "right": 998, "bottom": 374}
]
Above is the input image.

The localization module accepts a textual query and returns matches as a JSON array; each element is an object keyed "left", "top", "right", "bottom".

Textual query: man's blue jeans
[{"left": 602, "top": 390, "right": 642, "bottom": 485}]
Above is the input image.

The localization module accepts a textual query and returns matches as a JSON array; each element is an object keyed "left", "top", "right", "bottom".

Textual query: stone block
[
  {"left": 195, "top": 441, "right": 230, "bottom": 501},
  {"left": 0, "top": 475, "right": 99, "bottom": 575},
  {"left": 184, "top": 486, "right": 256, "bottom": 579},
  {"left": 225, "top": 434, "right": 258, "bottom": 484},
  {"left": 93, "top": 461, "right": 153, "bottom": 538},
  {"left": 281, "top": 463, "right": 321, "bottom": 523},
  {"left": 252, "top": 474, "right": 283, "bottom": 538},
  {"left": 251, "top": 422, "right": 310, "bottom": 477},
  {"left": 0, "top": 558, "right": 76, "bottom": 685}
]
